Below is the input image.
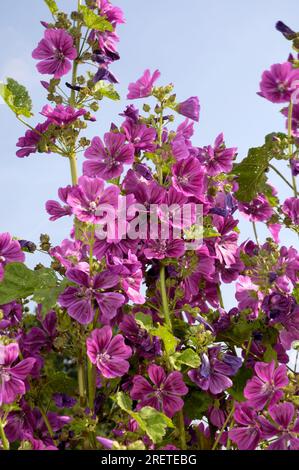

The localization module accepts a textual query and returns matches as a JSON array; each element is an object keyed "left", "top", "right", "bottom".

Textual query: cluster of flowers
[{"left": 0, "top": 3, "right": 298, "bottom": 451}]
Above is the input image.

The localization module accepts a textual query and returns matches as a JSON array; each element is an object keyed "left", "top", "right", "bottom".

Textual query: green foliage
[
  {"left": 43, "top": 371, "right": 77, "bottom": 395},
  {"left": 44, "top": 0, "right": 58, "bottom": 14},
  {"left": 135, "top": 312, "right": 153, "bottom": 330},
  {"left": 228, "top": 365, "right": 253, "bottom": 401},
  {"left": 151, "top": 324, "right": 179, "bottom": 356},
  {"left": 0, "top": 78, "right": 33, "bottom": 117},
  {"left": 94, "top": 82, "right": 120, "bottom": 101},
  {"left": 172, "top": 348, "right": 201, "bottom": 369},
  {"left": 232, "top": 133, "right": 288, "bottom": 202},
  {"left": 79, "top": 5, "right": 113, "bottom": 31},
  {"left": 184, "top": 391, "right": 213, "bottom": 420},
  {"left": 0, "top": 263, "right": 66, "bottom": 314},
  {"left": 115, "top": 392, "right": 173, "bottom": 444}
]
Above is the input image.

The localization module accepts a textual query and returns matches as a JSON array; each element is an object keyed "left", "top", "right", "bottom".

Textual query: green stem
[
  {"left": 288, "top": 101, "right": 298, "bottom": 198},
  {"left": 216, "top": 285, "right": 224, "bottom": 309},
  {"left": 159, "top": 265, "right": 172, "bottom": 332},
  {"left": 252, "top": 221, "right": 259, "bottom": 245},
  {"left": 69, "top": 154, "right": 79, "bottom": 186},
  {"left": 78, "top": 355, "right": 86, "bottom": 406},
  {"left": 87, "top": 359, "right": 96, "bottom": 411},
  {"left": 39, "top": 405, "right": 55, "bottom": 440},
  {"left": 211, "top": 404, "right": 235, "bottom": 450},
  {"left": 268, "top": 163, "right": 295, "bottom": 191},
  {"left": 0, "top": 420, "right": 9, "bottom": 450}
]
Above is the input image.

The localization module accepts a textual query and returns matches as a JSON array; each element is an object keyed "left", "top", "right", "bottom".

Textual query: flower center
[
  {"left": 0, "top": 256, "right": 5, "bottom": 263},
  {"left": 55, "top": 50, "right": 65, "bottom": 61}
]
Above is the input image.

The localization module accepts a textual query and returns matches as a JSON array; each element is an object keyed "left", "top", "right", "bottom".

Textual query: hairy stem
[
  {"left": 288, "top": 101, "right": 298, "bottom": 197},
  {"left": 0, "top": 420, "right": 9, "bottom": 450},
  {"left": 268, "top": 163, "right": 295, "bottom": 191},
  {"left": 211, "top": 404, "right": 235, "bottom": 450},
  {"left": 39, "top": 405, "right": 55, "bottom": 440},
  {"left": 252, "top": 221, "right": 259, "bottom": 245}
]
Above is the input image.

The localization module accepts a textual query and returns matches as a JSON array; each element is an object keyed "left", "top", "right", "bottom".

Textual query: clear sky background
[{"left": 0, "top": 0, "right": 298, "bottom": 308}]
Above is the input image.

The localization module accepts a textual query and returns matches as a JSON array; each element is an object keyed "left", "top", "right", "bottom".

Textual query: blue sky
[{"left": 0, "top": 0, "right": 298, "bottom": 307}]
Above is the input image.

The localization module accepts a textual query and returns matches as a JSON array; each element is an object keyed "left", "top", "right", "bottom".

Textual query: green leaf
[
  {"left": 44, "top": 0, "right": 58, "bottom": 14},
  {"left": 150, "top": 324, "right": 179, "bottom": 356},
  {"left": 0, "top": 263, "right": 39, "bottom": 304},
  {"left": 0, "top": 263, "right": 63, "bottom": 313},
  {"left": 135, "top": 312, "right": 153, "bottom": 331},
  {"left": 94, "top": 82, "right": 120, "bottom": 101},
  {"left": 175, "top": 348, "right": 201, "bottom": 368},
  {"left": 115, "top": 392, "right": 173, "bottom": 444},
  {"left": 228, "top": 365, "right": 252, "bottom": 401},
  {"left": 184, "top": 391, "right": 212, "bottom": 420},
  {"left": 79, "top": 5, "right": 113, "bottom": 31},
  {"left": 44, "top": 371, "right": 76, "bottom": 395},
  {"left": 136, "top": 407, "right": 173, "bottom": 444},
  {"left": 0, "top": 78, "right": 33, "bottom": 117},
  {"left": 263, "top": 344, "right": 278, "bottom": 362}
]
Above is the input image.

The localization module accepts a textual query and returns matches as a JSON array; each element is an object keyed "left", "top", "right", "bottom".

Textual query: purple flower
[
  {"left": 144, "top": 238, "right": 185, "bottom": 260},
  {"left": 198, "top": 133, "right": 237, "bottom": 176},
  {"left": 32, "top": 29, "right": 77, "bottom": 78},
  {"left": 93, "top": 66, "right": 119, "bottom": 84},
  {"left": 119, "top": 315, "right": 160, "bottom": 359},
  {"left": 275, "top": 21, "right": 297, "bottom": 40},
  {"left": 0, "top": 233, "right": 25, "bottom": 280},
  {"left": 16, "top": 121, "right": 50, "bottom": 158},
  {"left": 23, "top": 311, "right": 57, "bottom": 355},
  {"left": 171, "top": 133, "right": 190, "bottom": 161},
  {"left": 229, "top": 404, "right": 261, "bottom": 450},
  {"left": 176, "top": 97, "right": 200, "bottom": 122},
  {"left": 258, "top": 402, "right": 299, "bottom": 450},
  {"left": 188, "top": 347, "right": 242, "bottom": 395},
  {"left": 97, "top": 0, "right": 125, "bottom": 26},
  {"left": 127, "top": 69, "right": 160, "bottom": 99},
  {"left": 59, "top": 267, "right": 124, "bottom": 324},
  {"left": 86, "top": 326, "right": 131, "bottom": 378},
  {"left": 67, "top": 175, "right": 120, "bottom": 224},
  {"left": 121, "top": 119, "right": 156, "bottom": 152},
  {"left": 109, "top": 251, "right": 145, "bottom": 304},
  {"left": 40, "top": 105, "right": 87, "bottom": 126},
  {"left": 235, "top": 275, "right": 262, "bottom": 317},
  {"left": 290, "top": 156, "right": 299, "bottom": 176},
  {"left": 50, "top": 239, "right": 86, "bottom": 269},
  {"left": 238, "top": 194, "right": 273, "bottom": 222},
  {"left": 46, "top": 185, "right": 73, "bottom": 221},
  {"left": 0, "top": 343, "right": 35, "bottom": 405},
  {"left": 172, "top": 157, "right": 206, "bottom": 198},
  {"left": 130, "top": 364, "right": 188, "bottom": 418},
  {"left": 244, "top": 360, "right": 288, "bottom": 410},
  {"left": 119, "top": 104, "right": 139, "bottom": 122},
  {"left": 83, "top": 132, "right": 134, "bottom": 180},
  {"left": 282, "top": 103, "right": 299, "bottom": 136},
  {"left": 282, "top": 197, "right": 299, "bottom": 225},
  {"left": 258, "top": 62, "right": 299, "bottom": 103},
  {"left": 0, "top": 302, "right": 22, "bottom": 330},
  {"left": 53, "top": 393, "right": 77, "bottom": 409}
]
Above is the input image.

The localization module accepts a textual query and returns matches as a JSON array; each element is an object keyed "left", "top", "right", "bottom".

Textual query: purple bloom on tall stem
[
  {"left": 59, "top": 267, "right": 124, "bottom": 324},
  {"left": 172, "top": 157, "right": 206, "bottom": 198},
  {"left": 198, "top": 133, "right": 237, "bottom": 176},
  {"left": 67, "top": 175, "right": 120, "bottom": 224},
  {"left": 0, "top": 301, "right": 22, "bottom": 330},
  {"left": 40, "top": 105, "right": 87, "bottom": 126},
  {"left": 176, "top": 97, "right": 200, "bottom": 122},
  {"left": 32, "top": 29, "right": 77, "bottom": 78},
  {"left": 229, "top": 404, "right": 261, "bottom": 450},
  {"left": 0, "top": 233, "right": 25, "bottom": 281},
  {"left": 258, "top": 402, "right": 299, "bottom": 450},
  {"left": 258, "top": 62, "right": 299, "bottom": 103},
  {"left": 83, "top": 132, "right": 134, "bottom": 180},
  {"left": 0, "top": 343, "right": 35, "bottom": 405},
  {"left": 86, "top": 326, "right": 131, "bottom": 378},
  {"left": 244, "top": 360, "right": 288, "bottom": 410},
  {"left": 282, "top": 197, "right": 299, "bottom": 225},
  {"left": 188, "top": 347, "right": 242, "bottom": 395},
  {"left": 121, "top": 119, "right": 156, "bottom": 152},
  {"left": 238, "top": 194, "right": 273, "bottom": 222},
  {"left": 127, "top": 69, "right": 160, "bottom": 99},
  {"left": 16, "top": 121, "right": 50, "bottom": 158},
  {"left": 144, "top": 238, "right": 185, "bottom": 260},
  {"left": 130, "top": 364, "right": 188, "bottom": 418},
  {"left": 46, "top": 186, "right": 73, "bottom": 221}
]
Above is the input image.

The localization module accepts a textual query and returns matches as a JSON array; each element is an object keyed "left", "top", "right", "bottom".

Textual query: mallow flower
[
  {"left": 244, "top": 360, "right": 288, "bottom": 410},
  {"left": 0, "top": 343, "right": 36, "bottom": 405},
  {"left": 86, "top": 326, "right": 132, "bottom": 378},
  {"left": 172, "top": 157, "right": 206, "bottom": 198},
  {"left": 258, "top": 62, "right": 299, "bottom": 103},
  {"left": 258, "top": 402, "right": 299, "bottom": 450},
  {"left": 59, "top": 267, "right": 125, "bottom": 324},
  {"left": 130, "top": 364, "right": 188, "bottom": 417},
  {"left": 83, "top": 132, "right": 135, "bottom": 180},
  {"left": 175, "top": 96, "right": 200, "bottom": 122},
  {"left": 0, "top": 232, "right": 25, "bottom": 281},
  {"left": 127, "top": 69, "right": 160, "bottom": 99},
  {"left": 32, "top": 29, "right": 77, "bottom": 78}
]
